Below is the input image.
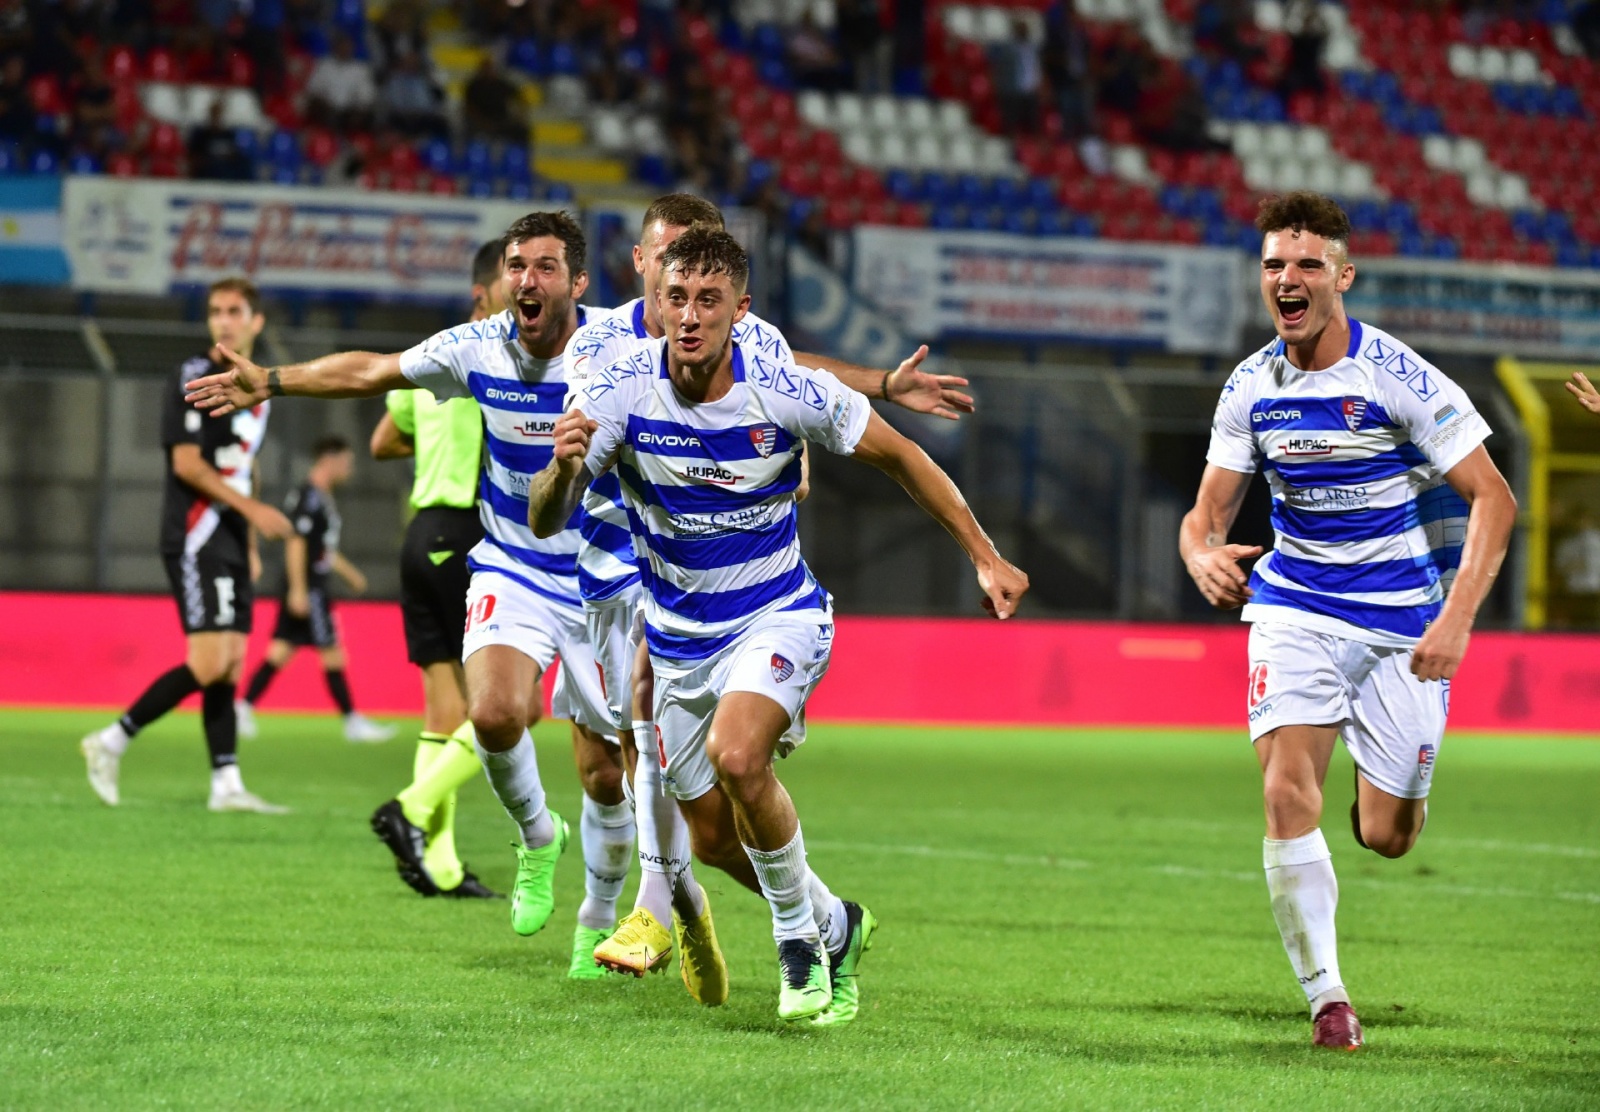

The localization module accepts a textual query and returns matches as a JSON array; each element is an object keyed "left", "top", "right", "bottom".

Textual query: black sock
[
  {"left": 324, "top": 669, "right": 355, "bottom": 716},
  {"left": 119, "top": 664, "right": 202, "bottom": 737},
  {"left": 243, "top": 661, "right": 279, "bottom": 705},
  {"left": 202, "top": 682, "right": 238, "bottom": 770}
]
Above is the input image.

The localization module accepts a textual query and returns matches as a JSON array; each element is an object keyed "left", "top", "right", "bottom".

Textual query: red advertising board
[{"left": 0, "top": 592, "right": 1593, "bottom": 734}]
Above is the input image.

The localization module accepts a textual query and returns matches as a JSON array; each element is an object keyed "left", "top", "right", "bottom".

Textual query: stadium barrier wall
[{"left": 2, "top": 591, "right": 1596, "bottom": 734}]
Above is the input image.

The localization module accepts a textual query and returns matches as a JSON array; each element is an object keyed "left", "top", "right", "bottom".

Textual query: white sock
[
  {"left": 809, "top": 870, "right": 847, "bottom": 954},
  {"left": 745, "top": 826, "right": 817, "bottom": 944},
  {"left": 1264, "top": 830, "right": 1348, "bottom": 1014},
  {"left": 577, "top": 794, "right": 634, "bottom": 930},
  {"left": 632, "top": 723, "right": 704, "bottom": 924},
  {"left": 100, "top": 722, "right": 131, "bottom": 756},
  {"left": 475, "top": 731, "right": 554, "bottom": 848},
  {"left": 210, "top": 764, "right": 243, "bottom": 796}
]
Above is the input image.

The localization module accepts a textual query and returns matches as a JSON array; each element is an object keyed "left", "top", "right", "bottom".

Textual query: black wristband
[
  {"left": 267, "top": 369, "right": 284, "bottom": 396},
  {"left": 879, "top": 372, "right": 891, "bottom": 401}
]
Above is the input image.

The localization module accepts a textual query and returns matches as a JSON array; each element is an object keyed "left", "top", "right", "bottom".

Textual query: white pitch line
[{"left": 1430, "top": 837, "right": 1600, "bottom": 860}]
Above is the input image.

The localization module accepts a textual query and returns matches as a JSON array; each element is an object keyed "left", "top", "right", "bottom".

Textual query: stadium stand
[{"left": 0, "top": 1, "right": 1596, "bottom": 267}]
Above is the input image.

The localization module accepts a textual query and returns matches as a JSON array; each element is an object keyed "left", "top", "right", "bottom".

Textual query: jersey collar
[
  {"left": 631, "top": 299, "right": 648, "bottom": 338},
  {"left": 1269, "top": 318, "right": 1364, "bottom": 363},
  {"left": 656, "top": 341, "right": 746, "bottom": 382}
]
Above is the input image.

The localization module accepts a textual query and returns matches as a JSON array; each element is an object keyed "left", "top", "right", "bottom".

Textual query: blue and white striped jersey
[
  {"left": 1207, "top": 319, "right": 1491, "bottom": 647},
  {"left": 573, "top": 335, "right": 870, "bottom": 662},
  {"left": 562, "top": 297, "right": 795, "bottom": 605},
  {"left": 398, "top": 306, "right": 591, "bottom": 605}
]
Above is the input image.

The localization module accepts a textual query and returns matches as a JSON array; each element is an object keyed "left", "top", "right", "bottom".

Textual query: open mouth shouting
[
  {"left": 515, "top": 295, "right": 544, "bottom": 330},
  {"left": 1276, "top": 295, "right": 1310, "bottom": 328},
  {"left": 676, "top": 332, "right": 705, "bottom": 356}
]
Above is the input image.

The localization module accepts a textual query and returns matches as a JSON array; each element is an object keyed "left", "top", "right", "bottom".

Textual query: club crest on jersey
[
  {"left": 771, "top": 654, "right": 795, "bottom": 682},
  {"left": 1417, "top": 743, "right": 1436, "bottom": 780},
  {"left": 1342, "top": 397, "right": 1367, "bottom": 432},
  {"left": 749, "top": 425, "right": 778, "bottom": 458}
]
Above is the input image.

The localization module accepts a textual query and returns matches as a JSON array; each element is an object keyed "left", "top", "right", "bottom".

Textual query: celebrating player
[
  {"left": 1179, "top": 193, "right": 1516, "bottom": 1049},
  {"left": 365, "top": 237, "right": 502, "bottom": 901},
  {"left": 236, "top": 435, "right": 395, "bottom": 743},
  {"left": 81, "top": 278, "right": 293, "bottom": 813},
  {"left": 529, "top": 228, "right": 1028, "bottom": 1025},
  {"left": 1565, "top": 370, "right": 1600, "bottom": 416},
  {"left": 185, "top": 213, "right": 621, "bottom": 940},
  {"left": 561, "top": 194, "right": 976, "bottom": 995}
]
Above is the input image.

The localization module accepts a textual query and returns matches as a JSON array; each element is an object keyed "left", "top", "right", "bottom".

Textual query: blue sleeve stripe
[
  {"left": 624, "top": 415, "right": 799, "bottom": 461},
  {"left": 1267, "top": 444, "right": 1428, "bottom": 486},
  {"left": 638, "top": 513, "right": 797, "bottom": 572},
  {"left": 638, "top": 560, "right": 807, "bottom": 623},
  {"left": 618, "top": 458, "right": 802, "bottom": 515},
  {"left": 1249, "top": 574, "right": 1435, "bottom": 638},
  {"left": 1268, "top": 550, "right": 1442, "bottom": 594}
]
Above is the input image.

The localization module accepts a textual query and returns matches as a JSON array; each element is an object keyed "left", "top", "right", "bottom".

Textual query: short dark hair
[
  {"left": 502, "top": 211, "right": 586, "bottom": 276},
  {"left": 312, "top": 434, "right": 352, "bottom": 458},
  {"left": 472, "top": 237, "right": 505, "bottom": 287},
  {"left": 1255, "top": 191, "right": 1352, "bottom": 251},
  {"left": 642, "top": 193, "right": 725, "bottom": 237},
  {"left": 207, "top": 277, "right": 262, "bottom": 316},
  {"left": 660, "top": 227, "right": 749, "bottom": 294}
]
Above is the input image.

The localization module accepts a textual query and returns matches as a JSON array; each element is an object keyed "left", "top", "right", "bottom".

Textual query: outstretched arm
[
  {"left": 849, "top": 410, "right": 1027, "bottom": 618},
  {"left": 799, "top": 347, "right": 975, "bottom": 421},
  {"left": 528, "top": 409, "right": 598, "bottom": 538},
  {"left": 1178, "top": 465, "right": 1261, "bottom": 609},
  {"left": 1410, "top": 446, "right": 1516, "bottom": 681},
  {"left": 186, "top": 345, "right": 411, "bottom": 416}
]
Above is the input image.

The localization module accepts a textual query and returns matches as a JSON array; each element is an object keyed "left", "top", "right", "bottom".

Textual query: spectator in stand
[
  {"left": 1194, "top": 0, "right": 1261, "bottom": 67},
  {"left": 796, "top": 204, "right": 834, "bottom": 267},
  {"left": 462, "top": 54, "right": 526, "bottom": 144},
  {"left": 1279, "top": 0, "right": 1326, "bottom": 101},
  {"left": 1576, "top": 1, "right": 1600, "bottom": 60},
  {"left": 837, "top": 0, "right": 888, "bottom": 94},
  {"left": 1093, "top": 23, "right": 1147, "bottom": 115},
  {"left": 583, "top": 18, "right": 641, "bottom": 105},
  {"left": 786, "top": 11, "right": 844, "bottom": 92},
  {"left": 378, "top": 52, "right": 447, "bottom": 138},
  {"left": 305, "top": 30, "right": 376, "bottom": 133},
  {"left": 1044, "top": 2, "right": 1095, "bottom": 140},
  {"left": 991, "top": 15, "right": 1043, "bottom": 135},
  {"left": 188, "top": 95, "right": 252, "bottom": 179},
  {"left": 0, "top": 51, "right": 31, "bottom": 142},
  {"left": 71, "top": 51, "right": 118, "bottom": 158},
  {"left": 372, "top": 0, "right": 429, "bottom": 74},
  {"left": 0, "top": 1, "right": 34, "bottom": 62},
  {"left": 1135, "top": 55, "right": 1228, "bottom": 151}
]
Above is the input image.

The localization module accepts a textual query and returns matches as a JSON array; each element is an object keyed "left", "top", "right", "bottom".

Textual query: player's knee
[
  {"left": 579, "top": 757, "right": 624, "bottom": 804},
  {"left": 186, "top": 651, "right": 232, "bottom": 687},
  {"left": 1358, "top": 819, "right": 1419, "bottom": 859},
  {"left": 468, "top": 694, "right": 530, "bottom": 747},
  {"left": 1262, "top": 767, "right": 1321, "bottom": 822},
  {"left": 706, "top": 737, "right": 767, "bottom": 792}
]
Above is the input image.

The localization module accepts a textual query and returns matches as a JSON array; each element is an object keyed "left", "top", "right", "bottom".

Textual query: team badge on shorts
[
  {"left": 749, "top": 425, "right": 778, "bottom": 458},
  {"left": 1342, "top": 396, "right": 1368, "bottom": 432},
  {"left": 771, "top": 653, "right": 795, "bottom": 682},
  {"left": 1417, "top": 743, "right": 1436, "bottom": 781}
]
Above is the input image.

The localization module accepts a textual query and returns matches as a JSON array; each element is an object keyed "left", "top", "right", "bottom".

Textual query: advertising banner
[
  {"left": 852, "top": 226, "right": 1247, "bottom": 353},
  {"left": 1342, "top": 258, "right": 1600, "bottom": 360},
  {"left": 61, "top": 176, "right": 534, "bottom": 299},
  {"left": 0, "top": 178, "right": 70, "bottom": 285}
]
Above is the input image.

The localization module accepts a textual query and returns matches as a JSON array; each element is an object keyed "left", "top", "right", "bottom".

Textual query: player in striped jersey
[
  {"left": 185, "top": 213, "right": 631, "bottom": 947},
  {"left": 1179, "top": 192, "right": 1516, "bottom": 1050},
  {"left": 562, "top": 195, "right": 976, "bottom": 998},
  {"left": 529, "top": 228, "right": 1028, "bottom": 1025}
]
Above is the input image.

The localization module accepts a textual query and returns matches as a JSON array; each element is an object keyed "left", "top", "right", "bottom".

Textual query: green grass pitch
[{"left": 2, "top": 708, "right": 1597, "bottom": 1110}]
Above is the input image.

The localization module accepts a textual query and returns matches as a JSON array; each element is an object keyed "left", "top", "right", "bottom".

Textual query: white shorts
[
  {"left": 1247, "top": 621, "right": 1449, "bottom": 800},
  {"left": 462, "top": 568, "right": 611, "bottom": 737},
  {"left": 650, "top": 610, "right": 834, "bottom": 802},
  {"left": 580, "top": 584, "right": 646, "bottom": 733}
]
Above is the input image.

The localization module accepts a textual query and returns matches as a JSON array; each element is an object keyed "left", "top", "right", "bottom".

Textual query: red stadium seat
[
  {"left": 145, "top": 47, "right": 182, "bottom": 82},
  {"left": 147, "top": 153, "right": 184, "bottom": 177},
  {"left": 428, "top": 175, "right": 457, "bottom": 196},
  {"left": 225, "top": 50, "right": 256, "bottom": 87},
  {"left": 815, "top": 164, "right": 849, "bottom": 199},
  {"left": 851, "top": 165, "right": 884, "bottom": 201},
  {"left": 27, "top": 74, "right": 67, "bottom": 115},
  {"left": 106, "top": 45, "right": 138, "bottom": 83},
  {"left": 149, "top": 122, "right": 183, "bottom": 158},
  {"left": 824, "top": 197, "right": 857, "bottom": 230},
  {"left": 107, "top": 152, "right": 140, "bottom": 177},
  {"left": 303, "top": 129, "right": 339, "bottom": 168},
  {"left": 860, "top": 198, "right": 893, "bottom": 226},
  {"left": 780, "top": 162, "right": 818, "bottom": 197},
  {"left": 389, "top": 171, "right": 418, "bottom": 193}
]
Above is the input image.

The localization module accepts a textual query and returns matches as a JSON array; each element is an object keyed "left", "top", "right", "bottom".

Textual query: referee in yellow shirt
[{"left": 366, "top": 238, "right": 503, "bottom": 899}]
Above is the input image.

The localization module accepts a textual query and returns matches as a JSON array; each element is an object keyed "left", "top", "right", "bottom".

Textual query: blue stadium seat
[
  {"left": 929, "top": 204, "right": 964, "bottom": 230},
  {"left": 1552, "top": 86, "right": 1584, "bottom": 118},
  {"left": 468, "top": 177, "right": 495, "bottom": 199},
  {"left": 752, "top": 24, "right": 786, "bottom": 59},
  {"left": 332, "top": 0, "right": 364, "bottom": 32},
  {"left": 499, "top": 143, "right": 530, "bottom": 178},
  {"left": 68, "top": 152, "right": 100, "bottom": 174},
  {"left": 1512, "top": 211, "right": 1544, "bottom": 240},
  {"left": 1036, "top": 208, "right": 1068, "bottom": 236},
  {"left": 27, "top": 148, "right": 56, "bottom": 173},
  {"left": 788, "top": 198, "right": 814, "bottom": 227},
  {"left": 542, "top": 181, "right": 575, "bottom": 203},
  {"left": 508, "top": 39, "right": 543, "bottom": 76},
  {"left": 992, "top": 178, "right": 1023, "bottom": 209},
  {"left": 758, "top": 57, "right": 791, "bottom": 89},
  {"left": 1002, "top": 208, "right": 1033, "bottom": 236},
  {"left": 422, "top": 139, "right": 454, "bottom": 175},
  {"left": 1339, "top": 71, "right": 1369, "bottom": 99},
  {"left": 1398, "top": 232, "right": 1430, "bottom": 257},
  {"left": 1369, "top": 71, "right": 1402, "bottom": 104},
  {"left": 271, "top": 165, "right": 298, "bottom": 185},
  {"left": 1384, "top": 201, "right": 1418, "bottom": 236},
  {"left": 919, "top": 172, "right": 956, "bottom": 206},
  {"left": 548, "top": 43, "right": 580, "bottom": 77},
  {"left": 233, "top": 128, "right": 259, "bottom": 159},
  {"left": 747, "top": 158, "right": 775, "bottom": 190},
  {"left": 1203, "top": 219, "right": 1235, "bottom": 247},
  {"left": 1025, "top": 177, "right": 1055, "bottom": 209},
  {"left": 634, "top": 154, "right": 670, "bottom": 186},
  {"left": 1348, "top": 199, "right": 1384, "bottom": 233},
  {"left": 1431, "top": 236, "right": 1459, "bottom": 260},
  {"left": 507, "top": 179, "right": 534, "bottom": 201},
  {"left": 885, "top": 168, "right": 917, "bottom": 202},
  {"left": 1543, "top": 211, "right": 1572, "bottom": 240},
  {"left": 1160, "top": 184, "right": 1193, "bottom": 219},
  {"left": 967, "top": 206, "right": 1004, "bottom": 232},
  {"left": 955, "top": 174, "right": 989, "bottom": 206},
  {"left": 1556, "top": 242, "right": 1591, "bottom": 268},
  {"left": 267, "top": 130, "right": 299, "bottom": 166},
  {"left": 0, "top": 142, "right": 20, "bottom": 174},
  {"left": 463, "top": 141, "right": 492, "bottom": 178}
]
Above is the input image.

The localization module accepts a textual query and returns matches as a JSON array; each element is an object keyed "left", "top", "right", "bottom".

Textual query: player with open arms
[
  {"left": 529, "top": 228, "right": 1028, "bottom": 1025},
  {"left": 81, "top": 277, "right": 294, "bottom": 814},
  {"left": 363, "top": 237, "right": 502, "bottom": 901},
  {"left": 187, "top": 213, "right": 626, "bottom": 944},
  {"left": 560, "top": 194, "right": 976, "bottom": 997},
  {"left": 1179, "top": 193, "right": 1516, "bottom": 1049}
]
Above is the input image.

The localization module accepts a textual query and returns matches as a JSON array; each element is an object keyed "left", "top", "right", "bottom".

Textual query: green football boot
[
  {"left": 567, "top": 924, "right": 614, "bottom": 979},
  {"left": 810, "top": 902, "right": 877, "bottom": 1028},
  {"left": 775, "top": 937, "right": 831, "bottom": 1022},
  {"left": 509, "top": 812, "right": 568, "bottom": 936}
]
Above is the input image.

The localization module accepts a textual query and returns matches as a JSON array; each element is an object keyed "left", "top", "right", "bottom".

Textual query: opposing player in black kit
[
  {"left": 81, "top": 277, "right": 293, "bottom": 813},
  {"left": 236, "top": 436, "right": 395, "bottom": 742}
]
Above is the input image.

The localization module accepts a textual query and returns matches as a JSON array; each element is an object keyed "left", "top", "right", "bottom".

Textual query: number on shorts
[
  {"left": 655, "top": 723, "right": 668, "bottom": 771},
  {"left": 466, "top": 594, "right": 496, "bottom": 630},
  {"left": 215, "top": 577, "right": 236, "bottom": 625},
  {"left": 1248, "top": 662, "right": 1268, "bottom": 708}
]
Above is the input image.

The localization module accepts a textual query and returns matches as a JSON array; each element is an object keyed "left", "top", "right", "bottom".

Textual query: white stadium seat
[
  {"left": 878, "top": 132, "right": 910, "bottom": 169},
  {"left": 630, "top": 114, "right": 666, "bottom": 154},
  {"left": 1254, "top": 0, "right": 1285, "bottom": 32},
  {"left": 975, "top": 7, "right": 1011, "bottom": 43},
  {"left": 833, "top": 92, "right": 865, "bottom": 129},
  {"left": 902, "top": 97, "right": 935, "bottom": 131},
  {"left": 1230, "top": 121, "right": 1264, "bottom": 158},
  {"left": 1273, "top": 157, "right": 1307, "bottom": 191},
  {"left": 1467, "top": 170, "right": 1498, "bottom": 207},
  {"left": 944, "top": 5, "right": 978, "bottom": 42},
  {"left": 1508, "top": 49, "right": 1542, "bottom": 84},
  {"left": 797, "top": 90, "right": 831, "bottom": 129},
  {"left": 943, "top": 134, "right": 980, "bottom": 172},
  {"left": 978, "top": 135, "right": 1015, "bottom": 174},
  {"left": 1243, "top": 154, "right": 1274, "bottom": 190},
  {"left": 1323, "top": 34, "right": 1360, "bottom": 71},
  {"left": 1338, "top": 162, "right": 1376, "bottom": 197},
  {"left": 1496, "top": 174, "right": 1531, "bottom": 209},
  {"left": 1422, "top": 134, "right": 1454, "bottom": 170},
  {"left": 1262, "top": 124, "right": 1295, "bottom": 159},
  {"left": 589, "top": 109, "right": 629, "bottom": 153},
  {"left": 842, "top": 129, "right": 876, "bottom": 167},
  {"left": 934, "top": 99, "right": 971, "bottom": 135},
  {"left": 1307, "top": 161, "right": 1340, "bottom": 194},
  {"left": 140, "top": 82, "right": 186, "bottom": 125},
  {"left": 1453, "top": 137, "right": 1487, "bottom": 173},
  {"left": 1448, "top": 43, "right": 1478, "bottom": 81},
  {"left": 911, "top": 133, "right": 943, "bottom": 170},
  {"left": 867, "top": 94, "right": 899, "bottom": 130},
  {"left": 1295, "top": 127, "right": 1331, "bottom": 159},
  {"left": 1109, "top": 144, "right": 1150, "bottom": 183},
  {"left": 1477, "top": 47, "right": 1509, "bottom": 83}
]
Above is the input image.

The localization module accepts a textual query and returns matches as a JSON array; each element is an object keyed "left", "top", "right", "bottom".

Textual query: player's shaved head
[
  {"left": 660, "top": 227, "right": 749, "bottom": 295},
  {"left": 1256, "top": 192, "right": 1352, "bottom": 261},
  {"left": 642, "top": 194, "right": 725, "bottom": 239},
  {"left": 472, "top": 238, "right": 506, "bottom": 288}
]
